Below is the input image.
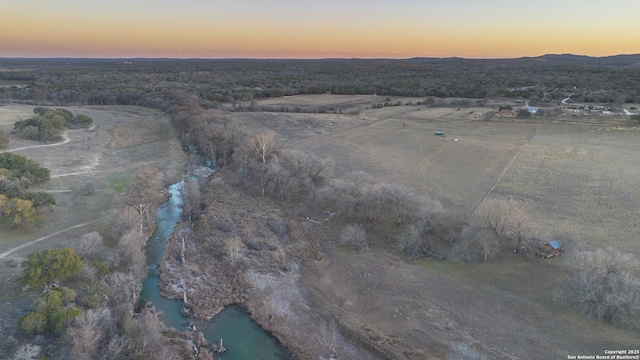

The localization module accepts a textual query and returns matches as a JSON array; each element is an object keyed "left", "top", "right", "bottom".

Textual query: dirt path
[
  {"left": 0, "top": 221, "right": 98, "bottom": 260},
  {"left": 0, "top": 125, "right": 95, "bottom": 154},
  {"left": 466, "top": 123, "right": 541, "bottom": 218}
]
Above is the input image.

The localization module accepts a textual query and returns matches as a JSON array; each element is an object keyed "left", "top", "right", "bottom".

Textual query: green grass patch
[
  {"left": 105, "top": 174, "right": 131, "bottom": 193},
  {"left": 335, "top": 245, "right": 359, "bottom": 255},
  {"left": 0, "top": 80, "right": 29, "bottom": 87}
]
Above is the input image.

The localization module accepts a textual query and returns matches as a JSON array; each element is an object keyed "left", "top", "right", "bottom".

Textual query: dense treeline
[
  {"left": 1, "top": 55, "right": 640, "bottom": 109},
  {"left": 13, "top": 107, "right": 92, "bottom": 142}
]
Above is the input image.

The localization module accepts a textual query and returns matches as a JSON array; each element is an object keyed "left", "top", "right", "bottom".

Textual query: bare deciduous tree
[
  {"left": 562, "top": 248, "right": 640, "bottom": 329},
  {"left": 67, "top": 307, "right": 113, "bottom": 360},
  {"left": 338, "top": 224, "right": 368, "bottom": 252},
  {"left": 248, "top": 131, "right": 275, "bottom": 163},
  {"left": 181, "top": 178, "right": 202, "bottom": 222},
  {"left": 398, "top": 223, "right": 432, "bottom": 259},
  {"left": 116, "top": 230, "right": 147, "bottom": 278},
  {"left": 118, "top": 206, "right": 140, "bottom": 231},
  {"left": 476, "top": 228, "right": 500, "bottom": 262},
  {"left": 477, "top": 197, "right": 537, "bottom": 251},
  {"left": 104, "top": 335, "right": 129, "bottom": 360},
  {"left": 102, "top": 272, "right": 142, "bottom": 308},
  {"left": 75, "top": 231, "right": 103, "bottom": 260},
  {"left": 381, "top": 182, "right": 414, "bottom": 226},
  {"left": 11, "top": 344, "right": 41, "bottom": 360},
  {"left": 454, "top": 226, "right": 499, "bottom": 262},
  {"left": 227, "top": 237, "right": 242, "bottom": 266}
]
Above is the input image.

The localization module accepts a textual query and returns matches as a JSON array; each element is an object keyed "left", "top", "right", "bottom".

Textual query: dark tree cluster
[
  {"left": 0, "top": 152, "right": 54, "bottom": 228},
  {"left": 13, "top": 107, "right": 93, "bottom": 142},
  {"left": 2, "top": 55, "right": 640, "bottom": 111}
]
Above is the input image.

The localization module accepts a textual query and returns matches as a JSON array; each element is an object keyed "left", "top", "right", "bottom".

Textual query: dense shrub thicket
[
  {"left": 0, "top": 152, "right": 53, "bottom": 228},
  {"left": 13, "top": 107, "right": 92, "bottom": 142}
]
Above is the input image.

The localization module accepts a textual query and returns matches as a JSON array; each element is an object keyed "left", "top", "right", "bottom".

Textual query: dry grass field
[
  {"left": 258, "top": 94, "right": 378, "bottom": 108},
  {"left": 0, "top": 105, "right": 185, "bottom": 353},
  {"left": 492, "top": 123, "right": 640, "bottom": 252},
  {"left": 292, "top": 106, "right": 537, "bottom": 212},
  {"left": 232, "top": 105, "right": 529, "bottom": 212},
  {"left": 228, "top": 96, "right": 640, "bottom": 358}
]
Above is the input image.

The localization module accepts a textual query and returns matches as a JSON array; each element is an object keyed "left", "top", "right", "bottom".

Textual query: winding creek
[{"left": 140, "top": 181, "right": 292, "bottom": 359}]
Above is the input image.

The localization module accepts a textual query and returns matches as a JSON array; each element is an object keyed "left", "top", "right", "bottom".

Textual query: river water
[{"left": 140, "top": 182, "right": 292, "bottom": 359}]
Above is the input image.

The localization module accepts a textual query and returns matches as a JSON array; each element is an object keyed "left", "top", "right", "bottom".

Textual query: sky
[{"left": 1, "top": 0, "right": 640, "bottom": 59}]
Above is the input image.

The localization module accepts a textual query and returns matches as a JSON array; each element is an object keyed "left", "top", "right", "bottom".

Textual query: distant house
[
  {"left": 497, "top": 109, "right": 517, "bottom": 117},
  {"left": 536, "top": 240, "right": 563, "bottom": 258}
]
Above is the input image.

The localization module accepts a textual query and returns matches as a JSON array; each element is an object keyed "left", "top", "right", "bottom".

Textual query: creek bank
[
  {"left": 142, "top": 177, "right": 293, "bottom": 359},
  {"left": 157, "top": 173, "right": 377, "bottom": 359}
]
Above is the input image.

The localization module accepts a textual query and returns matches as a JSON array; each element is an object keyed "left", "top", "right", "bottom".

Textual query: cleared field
[
  {"left": 0, "top": 105, "right": 31, "bottom": 133},
  {"left": 491, "top": 123, "right": 640, "bottom": 252},
  {"left": 256, "top": 94, "right": 439, "bottom": 115},
  {"left": 292, "top": 107, "right": 538, "bottom": 212},
  {"left": 230, "top": 111, "right": 373, "bottom": 145},
  {"left": 258, "top": 94, "right": 377, "bottom": 107}
]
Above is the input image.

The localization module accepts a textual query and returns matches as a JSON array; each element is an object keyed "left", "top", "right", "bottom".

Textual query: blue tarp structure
[{"left": 548, "top": 240, "right": 562, "bottom": 249}]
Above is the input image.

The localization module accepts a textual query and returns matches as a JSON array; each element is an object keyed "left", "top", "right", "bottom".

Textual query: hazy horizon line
[{"left": 2, "top": 52, "right": 640, "bottom": 62}]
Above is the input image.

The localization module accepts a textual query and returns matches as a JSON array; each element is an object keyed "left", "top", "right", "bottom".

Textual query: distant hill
[
  {"left": 533, "top": 53, "right": 640, "bottom": 63},
  {"left": 405, "top": 53, "right": 640, "bottom": 66}
]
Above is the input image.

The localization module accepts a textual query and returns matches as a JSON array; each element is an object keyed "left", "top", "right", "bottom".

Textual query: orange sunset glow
[{"left": 2, "top": 0, "right": 640, "bottom": 58}]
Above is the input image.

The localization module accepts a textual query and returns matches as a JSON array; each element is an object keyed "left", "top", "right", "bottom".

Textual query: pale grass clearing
[
  {"left": 0, "top": 105, "right": 32, "bottom": 133},
  {"left": 491, "top": 122, "right": 640, "bottom": 252},
  {"left": 258, "top": 94, "right": 377, "bottom": 107},
  {"left": 295, "top": 112, "right": 538, "bottom": 212}
]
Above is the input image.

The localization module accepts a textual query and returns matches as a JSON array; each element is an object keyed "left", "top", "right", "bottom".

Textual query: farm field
[
  {"left": 237, "top": 99, "right": 640, "bottom": 251},
  {"left": 492, "top": 123, "right": 640, "bottom": 252},
  {"left": 232, "top": 105, "right": 526, "bottom": 212},
  {"left": 229, "top": 97, "right": 640, "bottom": 358}
]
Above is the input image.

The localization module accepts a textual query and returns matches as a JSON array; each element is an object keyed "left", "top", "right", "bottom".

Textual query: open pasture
[
  {"left": 291, "top": 106, "right": 538, "bottom": 212},
  {"left": 258, "top": 94, "right": 377, "bottom": 108},
  {"left": 230, "top": 111, "right": 373, "bottom": 145},
  {"left": 0, "top": 105, "right": 31, "bottom": 133},
  {"left": 263, "top": 102, "right": 640, "bottom": 254},
  {"left": 492, "top": 123, "right": 640, "bottom": 252}
]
